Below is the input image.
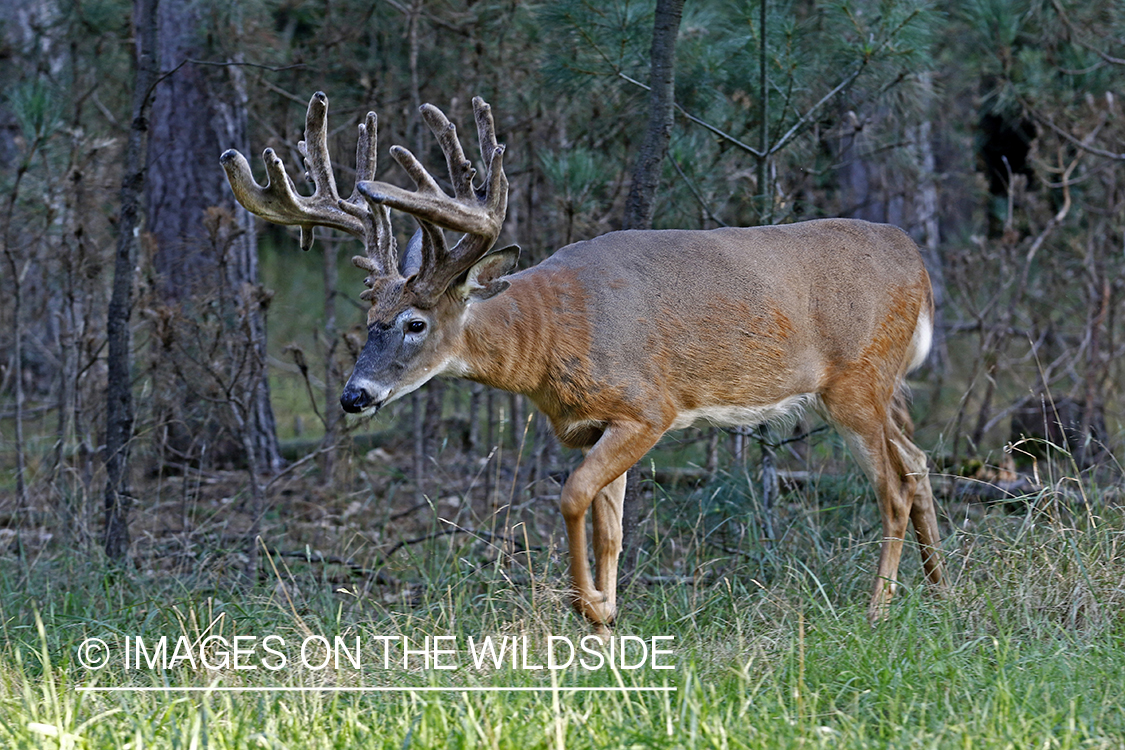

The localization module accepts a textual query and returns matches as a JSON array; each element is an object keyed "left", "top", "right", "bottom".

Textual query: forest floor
[{"left": 0, "top": 434, "right": 1123, "bottom": 748}]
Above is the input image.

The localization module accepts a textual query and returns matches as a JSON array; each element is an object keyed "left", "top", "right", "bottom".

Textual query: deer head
[{"left": 220, "top": 93, "right": 516, "bottom": 417}]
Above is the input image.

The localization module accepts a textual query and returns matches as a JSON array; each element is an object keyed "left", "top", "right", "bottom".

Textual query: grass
[{"left": 1, "top": 464, "right": 1123, "bottom": 748}]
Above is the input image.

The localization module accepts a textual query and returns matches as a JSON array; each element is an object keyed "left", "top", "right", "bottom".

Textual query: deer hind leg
[
  {"left": 891, "top": 396, "right": 945, "bottom": 589},
  {"left": 823, "top": 391, "right": 913, "bottom": 624},
  {"left": 559, "top": 423, "right": 660, "bottom": 629},
  {"left": 828, "top": 385, "right": 945, "bottom": 623}
]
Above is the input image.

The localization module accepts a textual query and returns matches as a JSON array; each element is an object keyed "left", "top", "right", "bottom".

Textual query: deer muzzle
[{"left": 339, "top": 382, "right": 381, "bottom": 414}]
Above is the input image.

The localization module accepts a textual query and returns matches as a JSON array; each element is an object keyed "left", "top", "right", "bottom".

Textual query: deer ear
[
  {"left": 454, "top": 245, "right": 520, "bottom": 302},
  {"left": 399, "top": 228, "right": 424, "bottom": 279}
]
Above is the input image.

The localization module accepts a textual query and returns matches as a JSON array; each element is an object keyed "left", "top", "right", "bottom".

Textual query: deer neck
[{"left": 454, "top": 266, "right": 594, "bottom": 416}]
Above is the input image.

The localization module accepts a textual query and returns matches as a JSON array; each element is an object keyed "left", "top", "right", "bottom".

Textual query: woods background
[{"left": 1, "top": 0, "right": 1122, "bottom": 569}]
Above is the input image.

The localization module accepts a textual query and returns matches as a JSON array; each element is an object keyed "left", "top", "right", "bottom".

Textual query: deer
[{"left": 220, "top": 92, "right": 945, "bottom": 633}]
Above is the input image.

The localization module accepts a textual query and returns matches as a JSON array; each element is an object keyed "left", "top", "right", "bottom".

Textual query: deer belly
[{"left": 668, "top": 393, "right": 818, "bottom": 431}]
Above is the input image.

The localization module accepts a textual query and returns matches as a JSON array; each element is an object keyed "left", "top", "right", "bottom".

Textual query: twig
[
  {"left": 713, "top": 541, "right": 761, "bottom": 560},
  {"left": 377, "top": 526, "right": 541, "bottom": 567},
  {"left": 387, "top": 501, "right": 431, "bottom": 522},
  {"left": 761, "top": 425, "right": 829, "bottom": 450},
  {"left": 618, "top": 72, "right": 763, "bottom": 157},
  {"left": 1017, "top": 146, "right": 1077, "bottom": 294},
  {"left": 620, "top": 53, "right": 868, "bottom": 163},
  {"left": 670, "top": 155, "right": 728, "bottom": 226},
  {"left": 1050, "top": 0, "right": 1125, "bottom": 67},
  {"left": 768, "top": 64, "right": 866, "bottom": 156},
  {"left": 0, "top": 403, "right": 56, "bottom": 419},
  {"left": 289, "top": 345, "right": 328, "bottom": 431},
  {"left": 380, "top": 0, "right": 467, "bottom": 33},
  {"left": 256, "top": 77, "right": 312, "bottom": 107},
  {"left": 637, "top": 574, "right": 698, "bottom": 585},
  {"left": 263, "top": 444, "right": 336, "bottom": 491},
  {"left": 1031, "top": 109, "right": 1125, "bottom": 162},
  {"left": 265, "top": 547, "right": 397, "bottom": 584}
]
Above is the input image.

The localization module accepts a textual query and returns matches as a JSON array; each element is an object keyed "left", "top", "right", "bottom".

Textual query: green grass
[{"left": 1, "top": 479, "right": 1123, "bottom": 748}]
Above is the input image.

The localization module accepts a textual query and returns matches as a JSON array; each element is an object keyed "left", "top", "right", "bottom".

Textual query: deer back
[{"left": 455, "top": 218, "right": 932, "bottom": 448}]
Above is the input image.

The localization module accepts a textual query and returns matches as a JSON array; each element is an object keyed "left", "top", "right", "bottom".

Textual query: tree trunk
[
  {"left": 146, "top": 0, "right": 282, "bottom": 474},
  {"left": 1, "top": 249, "right": 27, "bottom": 522},
  {"left": 484, "top": 388, "right": 496, "bottom": 506},
  {"left": 705, "top": 427, "right": 720, "bottom": 476},
  {"left": 412, "top": 391, "right": 425, "bottom": 502},
  {"left": 756, "top": 0, "right": 771, "bottom": 222},
  {"left": 147, "top": 0, "right": 221, "bottom": 298},
  {"left": 223, "top": 60, "right": 284, "bottom": 474},
  {"left": 619, "top": 0, "right": 685, "bottom": 581},
  {"left": 104, "top": 0, "right": 159, "bottom": 562},
  {"left": 755, "top": 425, "right": 777, "bottom": 544},
  {"left": 622, "top": 0, "right": 685, "bottom": 231},
  {"left": 468, "top": 382, "right": 483, "bottom": 452},
  {"left": 424, "top": 379, "right": 446, "bottom": 458},
  {"left": 321, "top": 236, "right": 339, "bottom": 484}
]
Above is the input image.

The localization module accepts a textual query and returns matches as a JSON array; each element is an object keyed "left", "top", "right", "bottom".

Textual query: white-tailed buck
[{"left": 221, "top": 92, "right": 944, "bottom": 630}]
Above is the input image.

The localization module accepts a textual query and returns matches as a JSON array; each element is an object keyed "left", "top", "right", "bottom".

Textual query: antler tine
[
  {"left": 353, "top": 111, "right": 379, "bottom": 185},
  {"left": 359, "top": 146, "right": 497, "bottom": 237},
  {"left": 419, "top": 104, "right": 475, "bottom": 201},
  {"left": 356, "top": 98, "right": 505, "bottom": 238},
  {"left": 221, "top": 91, "right": 398, "bottom": 275},
  {"left": 220, "top": 144, "right": 355, "bottom": 251},
  {"left": 471, "top": 96, "right": 508, "bottom": 213},
  {"left": 351, "top": 96, "right": 510, "bottom": 301},
  {"left": 298, "top": 92, "right": 340, "bottom": 205},
  {"left": 222, "top": 92, "right": 403, "bottom": 284},
  {"left": 340, "top": 110, "right": 400, "bottom": 280},
  {"left": 354, "top": 97, "right": 508, "bottom": 302}
]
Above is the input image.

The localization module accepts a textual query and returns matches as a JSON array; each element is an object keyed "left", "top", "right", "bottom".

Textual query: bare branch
[
  {"left": 670, "top": 155, "right": 728, "bottom": 226},
  {"left": 1050, "top": 0, "right": 1125, "bottom": 66},
  {"left": 376, "top": 525, "right": 538, "bottom": 567},
  {"left": 618, "top": 71, "right": 764, "bottom": 158},
  {"left": 1031, "top": 109, "right": 1125, "bottom": 162},
  {"left": 767, "top": 63, "right": 866, "bottom": 156},
  {"left": 620, "top": 58, "right": 867, "bottom": 161}
]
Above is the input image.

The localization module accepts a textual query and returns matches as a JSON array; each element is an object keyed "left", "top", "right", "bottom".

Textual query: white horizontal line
[{"left": 77, "top": 686, "right": 676, "bottom": 693}]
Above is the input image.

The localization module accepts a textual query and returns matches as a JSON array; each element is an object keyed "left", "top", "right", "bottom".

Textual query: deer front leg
[
  {"left": 591, "top": 472, "right": 628, "bottom": 627},
  {"left": 559, "top": 423, "right": 660, "bottom": 629}
]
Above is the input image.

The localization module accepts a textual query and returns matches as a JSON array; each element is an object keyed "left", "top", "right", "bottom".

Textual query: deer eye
[{"left": 405, "top": 319, "right": 427, "bottom": 335}]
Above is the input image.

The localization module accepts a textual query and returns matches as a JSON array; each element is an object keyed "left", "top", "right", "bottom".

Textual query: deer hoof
[
  {"left": 592, "top": 622, "right": 613, "bottom": 643},
  {"left": 571, "top": 592, "right": 616, "bottom": 628}
]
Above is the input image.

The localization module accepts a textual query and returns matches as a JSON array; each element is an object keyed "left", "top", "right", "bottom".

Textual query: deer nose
[{"left": 340, "top": 384, "right": 373, "bottom": 413}]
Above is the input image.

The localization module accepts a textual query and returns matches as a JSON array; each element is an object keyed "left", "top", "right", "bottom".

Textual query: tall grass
[{"left": 1, "top": 461, "right": 1122, "bottom": 748}]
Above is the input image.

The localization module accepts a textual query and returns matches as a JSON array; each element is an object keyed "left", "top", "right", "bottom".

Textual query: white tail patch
[{"left": 907, "top": 308, "right": 933, "bottom": 373}]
